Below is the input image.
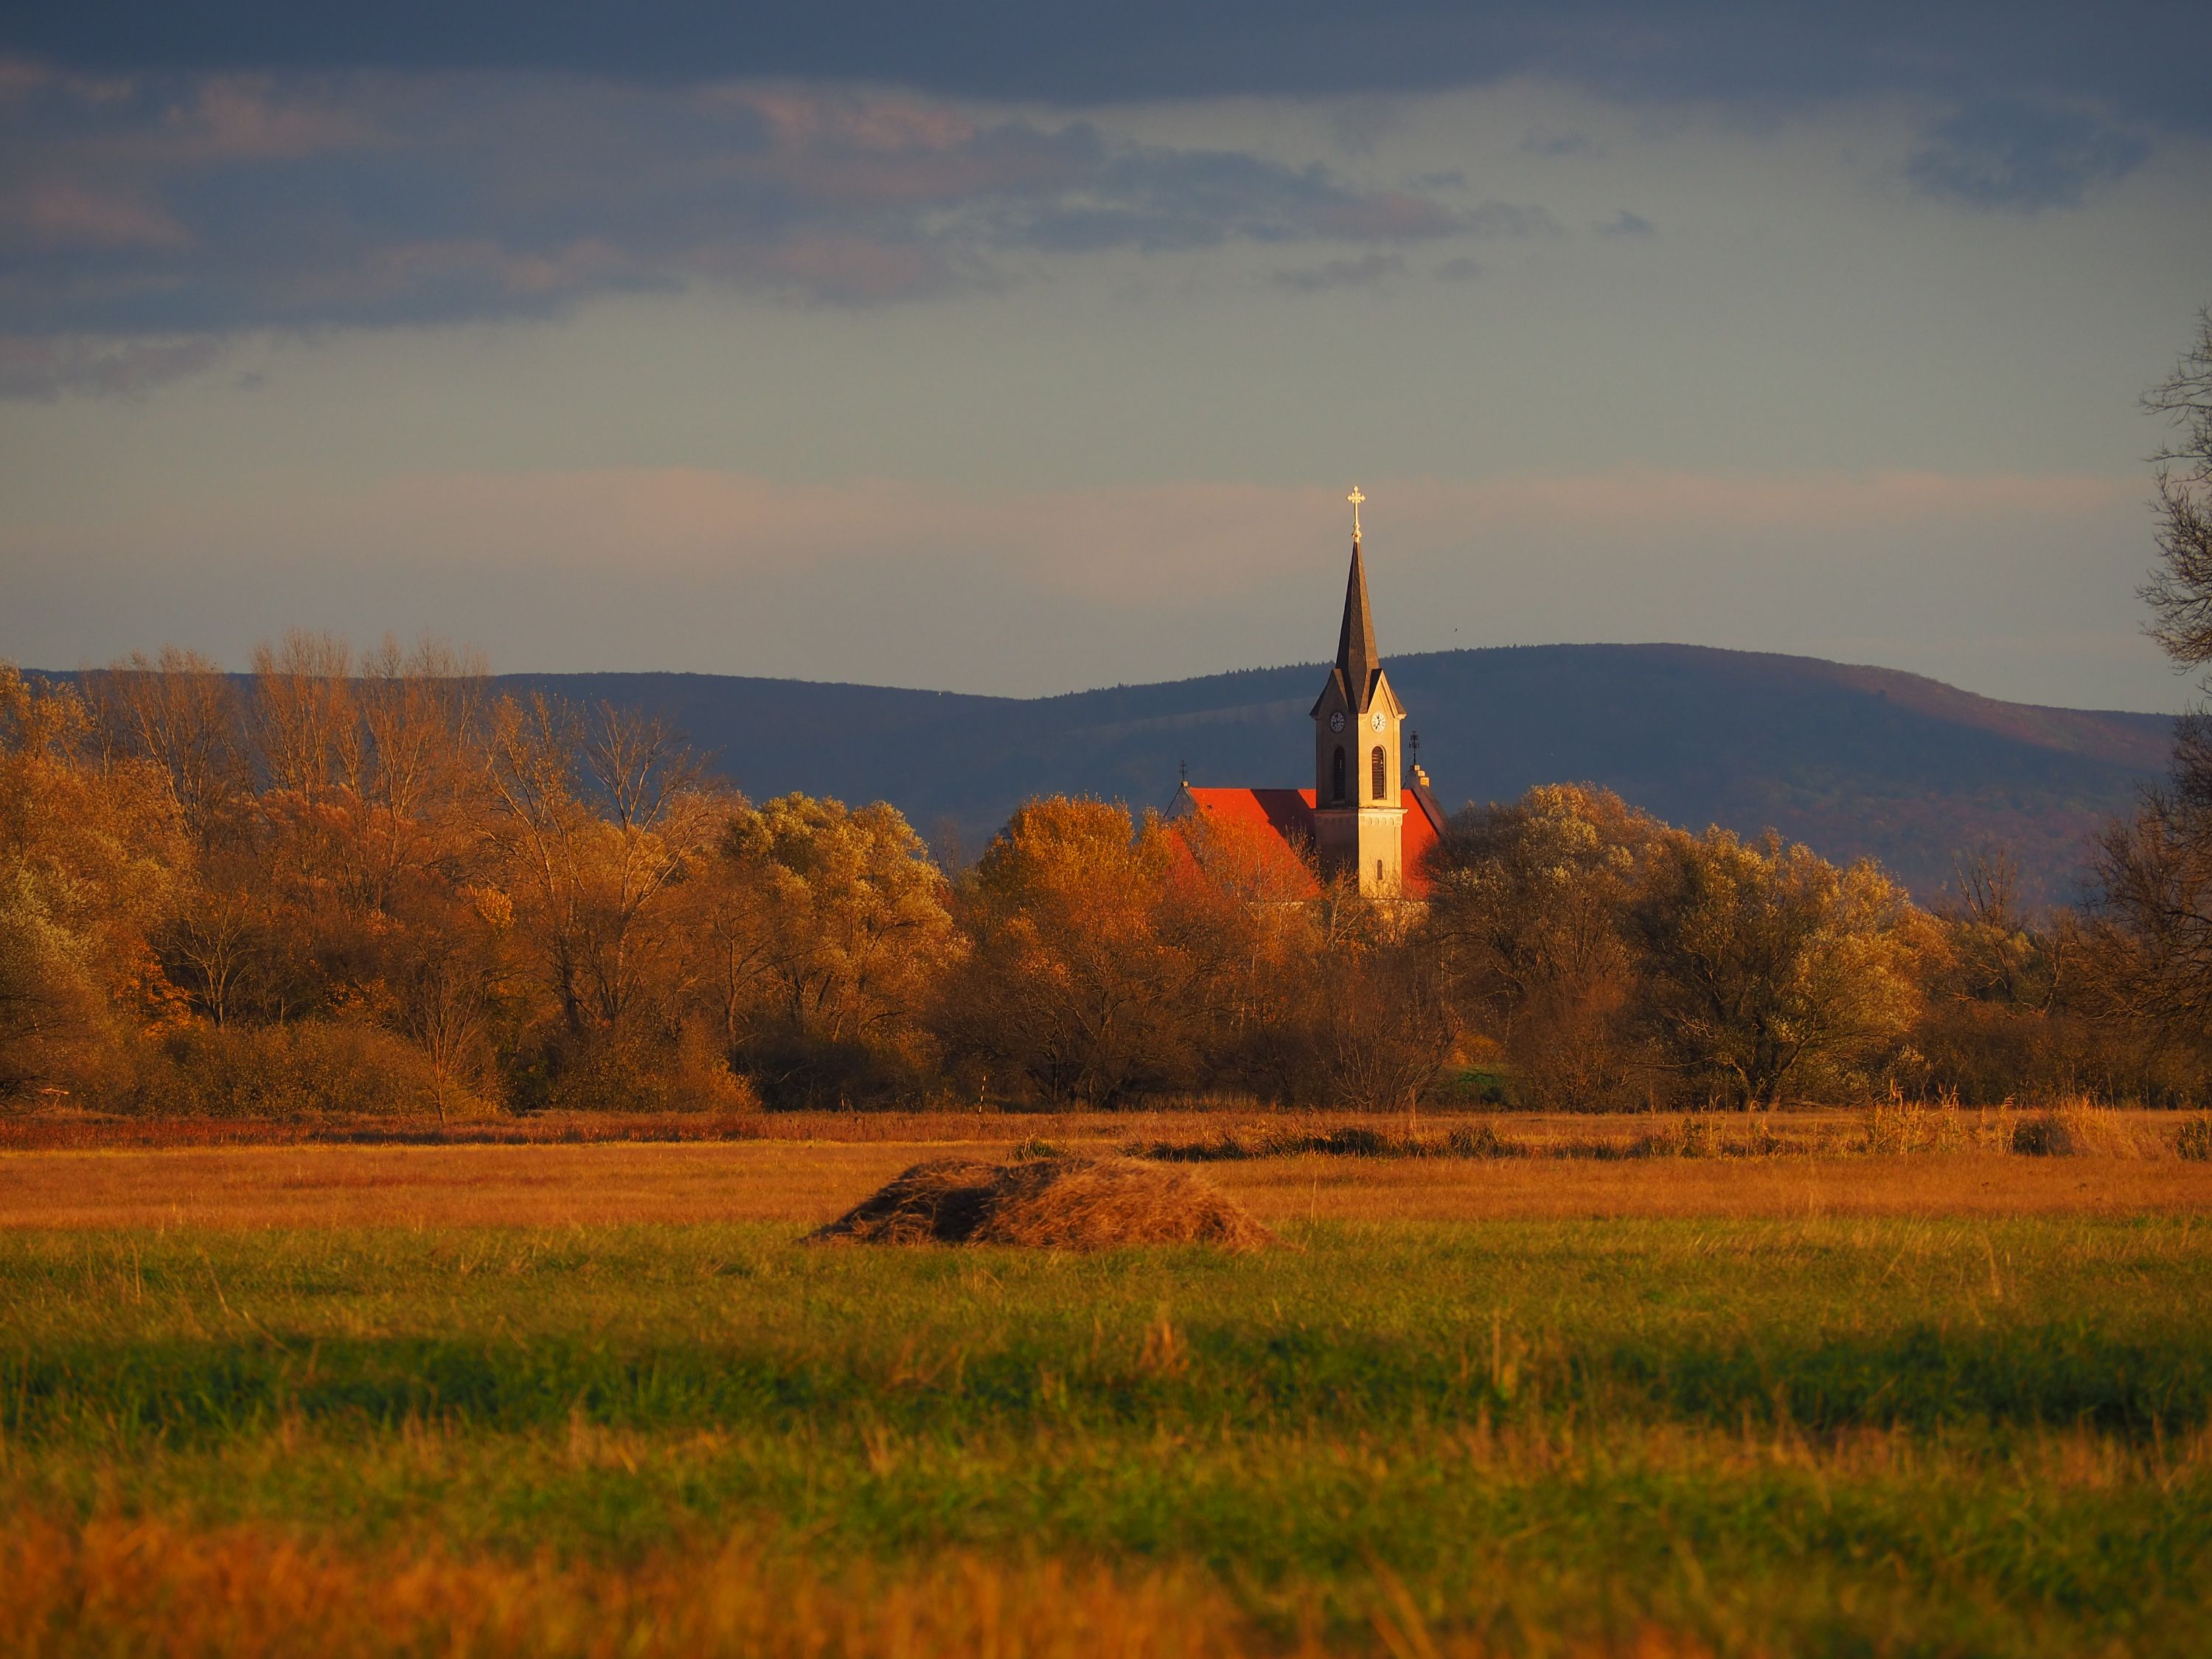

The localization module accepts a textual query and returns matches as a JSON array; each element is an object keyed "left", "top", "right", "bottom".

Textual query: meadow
[{"left": 3, "top": 1121, "right": 2210, "bottom": 1656}]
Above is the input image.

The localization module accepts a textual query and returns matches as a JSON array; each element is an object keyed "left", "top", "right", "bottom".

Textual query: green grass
[{"left": 4, "top": 1217, "right": 2209, "bottom": 1654}]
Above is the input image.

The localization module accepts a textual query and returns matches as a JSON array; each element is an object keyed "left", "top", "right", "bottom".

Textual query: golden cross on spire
[{"left": 1347, "top": 485, "right": 1366, "bottom": 543}]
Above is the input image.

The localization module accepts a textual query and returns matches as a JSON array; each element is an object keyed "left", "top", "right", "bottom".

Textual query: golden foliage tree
[
  {"left": 1629, "top": 828, "right": 1923, "bottom": 1107},
  {"left": 485, "top": 693, "right": 717, "bottom": 1037},
  {"left": 692, "top": 793, "right": 958, "bottom": 1104},
  {"left": 942, "top": 798, "right": 1214, "bottom": 1105},
  {"left": 0, "top": 667, "right": 187, "bottom": 1099},
  {"left": 1428, "top": 785, "right": 1662, "bottom": 1110}
]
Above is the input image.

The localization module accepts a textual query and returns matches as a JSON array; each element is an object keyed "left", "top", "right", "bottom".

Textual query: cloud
[
  {"left": 1270, "top": 252, "right": 1405, "bottom": 293},
  {"left": 1434, "top": 256, "right": 1481, "bottom": 281},
  {"left": 1463, "top": 200, "right": 1559, "bottom": 237},
  {"left": 1, "top": 10, "right": 2191, "bottom": 397},
  {"left": 1905, "top": 98, "right": 2150, "bottom": 211},
  {"left": 0, "top": 69, "right": 1489, "bottom": 389},
  {"left": 1598, "top": 209, "right": 1655, "bottom": 236},
  {"left": 987, "top": 140, "right": 1466, "bottom": 254},
  {"left": 7, "top": 5, "right": 2205, "bottom": 139},
  {"left": 1520, "top": 129, "right": 1597, "bottom": 159},
  {"left": 0, "top": 333, "right": 223, "bottom": 397}
]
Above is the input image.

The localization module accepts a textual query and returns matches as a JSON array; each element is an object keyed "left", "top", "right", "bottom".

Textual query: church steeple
[
  {"left": 1172, "top": 485, "right": 1438, "bottom": 900},
  {"left": 1335, "top": 533, "right": 1381, "bottom": 713},
  {"left": 1308, "top": 487, "right": 1410, "bottom": 893}
]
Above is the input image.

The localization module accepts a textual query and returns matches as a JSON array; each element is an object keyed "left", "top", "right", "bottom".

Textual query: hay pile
[{"left": 807, "top": 1155, "right": 1276, "bottom": 1250}]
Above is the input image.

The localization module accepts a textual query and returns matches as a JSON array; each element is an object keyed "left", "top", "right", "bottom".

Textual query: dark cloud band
[
  {"left": 4, "top": 1, "right": 2205, "bottom": 134},
  {"left": 0, "top": 67, "right": 1531, "bottom": 393},
  {"left": 1, "top": 1, "right": 2194, "bottom": 397}
]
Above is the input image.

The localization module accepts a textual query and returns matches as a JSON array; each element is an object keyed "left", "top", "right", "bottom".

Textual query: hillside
[{"left": 510, "top": 644, "right": 2177, "bottom": 905}]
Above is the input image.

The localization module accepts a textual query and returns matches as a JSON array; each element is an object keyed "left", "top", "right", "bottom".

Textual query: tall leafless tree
[{"left": 2097, "top": 307, "right": 2212, "bottom": 1044}]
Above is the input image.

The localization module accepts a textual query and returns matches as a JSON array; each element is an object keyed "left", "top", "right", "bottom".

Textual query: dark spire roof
[{"left": 1335, "top": 535, "right": 1380, "bottom": 711}]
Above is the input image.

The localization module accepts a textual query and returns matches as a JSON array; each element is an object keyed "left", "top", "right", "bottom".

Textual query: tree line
[
  {"left": 1, "top": 636, "right": 2205, "bottom": 1116},
  {"left": 0, "top": 641, "right": 1450, "bottom": 1116}
]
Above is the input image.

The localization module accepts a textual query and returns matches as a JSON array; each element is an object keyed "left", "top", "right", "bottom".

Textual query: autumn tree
[
  {"left": 1629, "top": 828, "right": 1922, "bottom": 1108},
  {"left": 83, "top": 648, "right": 248, "bottom": 850},
  {"left": 2095, "top": 305, "right": 2212, "bottom": 1057},
  {"left": 252, "top": 630, "right": 361, "bottom": 806},
  {"left": 485, "top": 693, "right": 717, "bottom": 1040},
  {"left": 700, "top": 793, "right": 959, "bottom": 1104},
  {"left": 2139, "top": 305, "right": 2212, "bottom": 691},
  {"left": 0, "top": 666, "right": 187, "bottom": 1099},
  {"left": 388, "top": 885, "right": 509, "bottom": 1124},
  {"left": 1146, "top": 809, "right": 1310, "bottom": 1094},
  {"left": 1427, "top": 785, "right": 1662, "bottom": 1109},
  {"left": 246, "top": 632, "right": 489, "bottom": 953},
  {"left": 942, "top": 798, "right": 1217, "bottom": 1105},
  {"left": 352, "top": 636, "right": 488, "bottom": 912},
  {"left": 1293, "top": 883, "right": 1458, "bottom": 1111},
  {"left": 2084, "top": 779, "right": 2212, "bottom": 1101}
]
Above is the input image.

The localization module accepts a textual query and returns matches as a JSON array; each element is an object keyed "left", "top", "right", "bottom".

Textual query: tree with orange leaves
[
  {"left": 942, "top": 797, "right": 1219, "bottom": 1105},
  {"left": 0, "top": 665, "right": 188, "bottom": 1100}
]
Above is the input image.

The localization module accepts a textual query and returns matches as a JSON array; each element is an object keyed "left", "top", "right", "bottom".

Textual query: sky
[{"left": 3, "top": 3, "right": 2209, "bottom": 711}]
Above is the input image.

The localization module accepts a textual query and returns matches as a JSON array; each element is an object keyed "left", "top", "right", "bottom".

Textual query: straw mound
[{"left": 807, "top": 1155, "right": 1277, "bottom": 1251}]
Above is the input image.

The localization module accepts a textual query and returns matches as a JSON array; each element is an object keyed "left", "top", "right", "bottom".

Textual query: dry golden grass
[
  {"left": 0, "top": 1514, "right": 1262, "bottom": 1659},
  {"left": 0, "top": 1512, "right": 1736, "bottom": 1659},
  {"left": 809, "top": 1155, "right": 1278, "bottom": 1249},
  {"left": 2, "top": 1135, "right": 2209, "bottom": 1231},
  {"left": 1217, "top": 1148, "right": 2212, "bottom": 1221},
  {"left": 0, "top": 1105, "right": 1625, "bottom": 1152}
]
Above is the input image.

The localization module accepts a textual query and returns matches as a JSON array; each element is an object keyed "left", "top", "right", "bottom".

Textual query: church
[{"left": 1178, "top": 490, "right": 1448, "bottom": 896}]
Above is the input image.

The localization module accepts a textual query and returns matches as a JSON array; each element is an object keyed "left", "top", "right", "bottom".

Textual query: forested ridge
[
  {"left": 495, "top": 644, "right": 2177, "bottom": 905},
  {"left": 44, "top": 642, "right": 2169, "bottom": 904}
]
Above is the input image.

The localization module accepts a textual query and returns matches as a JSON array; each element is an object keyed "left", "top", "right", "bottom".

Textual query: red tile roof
[{"left": 1180, "top": 785, "right": 1444, "bottom": 897}]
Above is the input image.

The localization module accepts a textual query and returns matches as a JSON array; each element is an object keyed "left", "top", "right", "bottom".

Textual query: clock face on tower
[
  {"left": 1328, "top": 712, "right": 1346, "bottom": 732},
  {"left": 1370, "top": 712, "right": 1385, "bottom": 732}
]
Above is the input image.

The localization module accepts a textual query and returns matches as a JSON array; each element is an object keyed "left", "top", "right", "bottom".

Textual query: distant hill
[{"left": 509, "top": 644, "right": 2177, "bottom": 906}]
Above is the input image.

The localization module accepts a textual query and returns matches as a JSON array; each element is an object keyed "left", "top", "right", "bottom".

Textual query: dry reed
[{"left": 2010, "top": 1101, "right": 2158, "bottom": 1158}]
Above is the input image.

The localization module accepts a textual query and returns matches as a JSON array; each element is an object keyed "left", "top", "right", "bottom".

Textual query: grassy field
[{"left": 2, "top": 1131, "right": 2208, "bottom": 1655}]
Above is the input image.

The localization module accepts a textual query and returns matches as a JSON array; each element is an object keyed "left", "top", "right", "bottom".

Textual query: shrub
[
  {"left": 1437, "top": 1065, "right": 1513, "bottom": 1107},
  {"left": 1444, "top": 1121, "right": 1527, "bottom": 1158},
  {"left": 540, "top": 1023, "right": 760, "bottom": 1116},
  {"left": 1304, "top": 1126, "right": 1391, "bottom": 1157},
  {"left": 135, "top": 1022, "right": 450, "bottom": 1119},
  {"left": 1124, "top": 1133, "right": 1253, "bottom": 1163},
  {"left": 740, "top": 1029, "right": 927, "bottom": 1111}
]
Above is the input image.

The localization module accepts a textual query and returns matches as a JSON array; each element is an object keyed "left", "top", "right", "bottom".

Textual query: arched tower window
[
  {"left": 1330, "top": 745, "right": 1346, "bottom": 802},
  {"left": 1371, "top": 745, "right": 1387, "bottom": 801}
]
